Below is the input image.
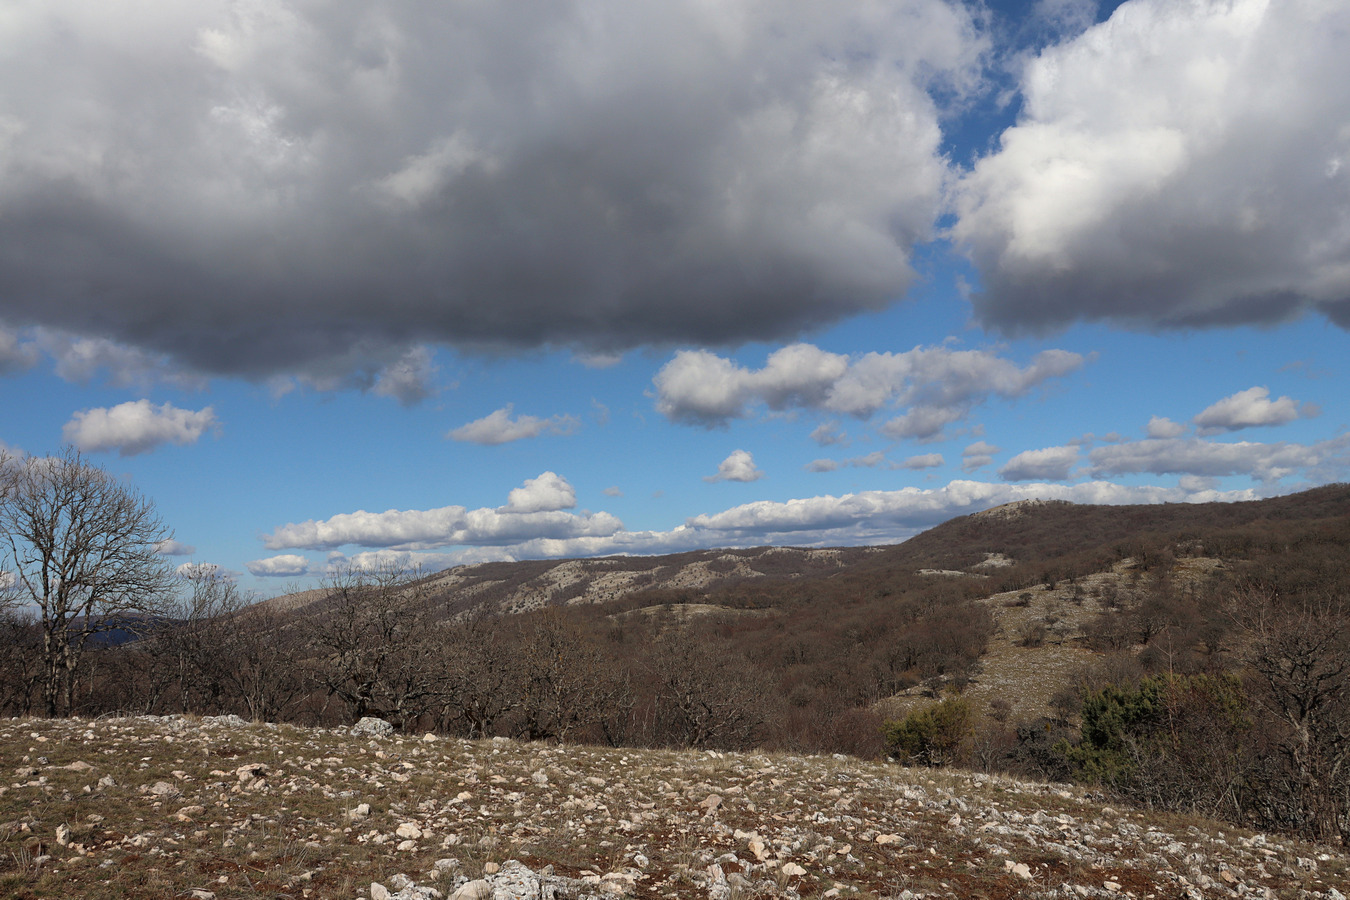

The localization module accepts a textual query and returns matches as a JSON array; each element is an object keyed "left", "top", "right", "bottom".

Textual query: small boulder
[{"left": 351, "top": 717, "right": 395, "bottom": 738}]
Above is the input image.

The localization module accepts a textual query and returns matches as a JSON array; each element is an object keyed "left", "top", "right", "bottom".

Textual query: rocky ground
[{"left": 1, "top": 715, "right": 1346, "bottom": 899}]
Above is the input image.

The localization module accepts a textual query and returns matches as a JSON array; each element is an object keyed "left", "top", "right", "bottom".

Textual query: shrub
[{"left": 883, "top": 696, "right": 974, "bottom": 768}]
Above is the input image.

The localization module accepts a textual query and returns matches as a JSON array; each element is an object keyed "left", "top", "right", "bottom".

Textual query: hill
[{"left": 1, "top": 714, "right": 1346, "bottom": 899}]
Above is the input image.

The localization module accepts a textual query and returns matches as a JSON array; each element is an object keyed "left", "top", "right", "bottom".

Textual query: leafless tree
[
  {"left": 217, "top": 600, "right": 309, "bottom": 722},
  {"left": 307, "top": 563, "right": 438, "bottom": 727},
  {"left": 0, "top": 608, "right": 42, "bottom": 715},
  {"left": 434, "top": 612, "right": 527, "bottom": 738},
  {"left": 646, "top": 634, "right": 779, "bottom": 750},
  {"left": 1231, "top": 589, "right": 1350, "bottom": 842},
  {"left": 511, "top": 611, "right": 619, "bottom": 742},
  {"left": 140, "top": 565, "right": 251, "bottom": 714},
  {"left": 0, "top": 448, "right": 175, "bottom": 717}
]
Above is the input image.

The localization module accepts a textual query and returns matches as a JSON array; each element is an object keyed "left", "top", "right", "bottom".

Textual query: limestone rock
[{"left": 351, "top": 717, "right": 395, "bottom": 738}]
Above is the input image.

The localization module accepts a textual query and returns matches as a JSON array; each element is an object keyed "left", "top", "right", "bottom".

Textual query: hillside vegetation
[{"left": 2, "top": 485, "right": 1349, "bottom": 848}]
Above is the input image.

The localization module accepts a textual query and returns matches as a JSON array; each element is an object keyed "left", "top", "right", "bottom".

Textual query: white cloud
[
  {"left": 602, "top": 486, "right": 624, "bottom": 498},
  {"left": 503, "top": 472, "right": 577, "bottom": 514},
  {"left": 371, "top": 346, "right": 439, "bottom": 406},
  {"left": 805, "top": 459, "right": 840, "bottom": 473},
  {"left": 705, "top": 450, "right": 764, "bottom": 483},
  {"left": 247, "top": 554, "right": 311, "bottom": 577},
  {"left": 447, "top": 405, "right": 581, "bottom": 445},
  {"left": 1000, "top": 445, "right": 1080, "bottom": 481},
  {"left": 654, "top": 342, "right": 1086, "bottom": 431},
  {"left": 264, "top": 472, "right": 623, "bottom": 551},
  {"left": 62, "top": 400, "right": 220, "bottom": 456},
  {"left": 955, "top": 0, "right": 1350, "bottom": 333},
  {"left": 1146, "top": 416, "right": 1186, "bottom": 439},
  {"left": 1192, "top": 386, "right": 1309, "bottom": 435},
  {"left": 156, "top": 539, "right": 197, "bottom": 557},
  {"left": 1089, "top": 435, "right": 1350, "bottom": 483}
]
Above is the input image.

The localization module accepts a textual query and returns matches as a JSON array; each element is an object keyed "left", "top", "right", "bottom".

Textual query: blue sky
[{"left": 2, "top": 0, "right": 1348, "bottom": 593}]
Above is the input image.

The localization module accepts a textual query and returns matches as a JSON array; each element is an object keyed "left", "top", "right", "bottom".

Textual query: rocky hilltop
[{"left": 2, "top": 714, "right": 1346, "bottom": 899}]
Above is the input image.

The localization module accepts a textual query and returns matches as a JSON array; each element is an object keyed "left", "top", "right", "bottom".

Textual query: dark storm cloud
[
  {"left": 0, "top": 0, "right": 982, "bottom": 379},
  {"left": 954, "top": 0, "right": 1350, "bottom": 334}
]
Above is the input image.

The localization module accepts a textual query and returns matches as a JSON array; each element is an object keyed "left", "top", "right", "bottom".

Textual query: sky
[{"left": 2, "top": 0, "right": 1348, "bottom": 594}]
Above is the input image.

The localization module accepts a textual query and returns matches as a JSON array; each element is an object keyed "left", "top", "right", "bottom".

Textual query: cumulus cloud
[
  {"left": 156, "top": 539, "right": 198, "bottom": 557},
  {"left": 705, "top": 450, "right": 764, "bottom": 483},
  {"left": 602, "top": 486, "right": 624, "bottom": 498},
  {"left": 371, "top": 346, "right": 439, "bottom": 406},
  {"left": 264, "top": 472, "right": 623, "bottom": 551},
  {"left": 447, "top": 405, "right": 580, "bottom": 445},
  {"left": 1089, "top": 435, "right": 1350, "bottom": 483},
  {"left": 503, "top": 472, "right": 577, "bottom": 514},
  {"left": 1000, "top": 445, "right": 1079, "bottom": 481},
  {"left": 62, "top": 400, "right": 220, "bottom": 456},
  {"left": 0, "top": 0, "right": 984, "bottom": 381},
  {"left": 654, "top": 343, "right": 1085, "bottom": 434},
  {"left": 247, "top": 555, "right": 311, "bottom": 578},
  {"left": 955, "top": 0, "right": 1350, "bottom": 333},
  {"left": 1192, "top": 386, "right": 1311, "bottom": 435},
  {"left": 1146, "top": 416, "right": 1186, "bottom": 439}
]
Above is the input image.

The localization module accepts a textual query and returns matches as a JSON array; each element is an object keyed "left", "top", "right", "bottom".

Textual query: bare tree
[
  {"left": 140, "top": 565, "right": 251, "bottom": 714},
  {"left": 0, "top": 448, "right": 175, "bottom": 717},
  {"left": 434, "top": 612, "right": 526, "bottom": 738},
  {"left": 307, "top": 563, "right": 437, "bottom": 727},
  {"left": 1230, "top": 588, "right": 1350, "bottom": 842},
  {"left": 512, "top": 611, "right": 617, "bottom": 742}
]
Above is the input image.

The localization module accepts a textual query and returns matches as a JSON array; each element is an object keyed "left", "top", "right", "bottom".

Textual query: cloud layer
[
  {"left": 0, "top": 0, "right": 982, "bottom": 379},
  {"left": 955, "top": 0, "right": 1350, "bottom": 333}
]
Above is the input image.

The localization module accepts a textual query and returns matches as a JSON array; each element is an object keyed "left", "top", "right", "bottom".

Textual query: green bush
[
  {"left": 883, "top": 696, "right": 974, "bottom": 767},
  {"left": 1064, "top": 673, "right": 1249, "bottom": 794}
]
